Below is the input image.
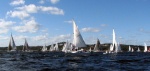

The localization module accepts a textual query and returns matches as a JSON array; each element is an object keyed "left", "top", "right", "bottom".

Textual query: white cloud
[
  {"left": 50, "top": 34, "right": 71, "bottom": 43},
  {"left": 7, "top": 4, "right": 64, "bottom": 19},
  {"left": 7, "top": 11, "right": 30, "bottom": 19},
  {"left": 0, "top": 35, "right": 9, "bottom": 40},
  {"left": 0, "top": 19, "right": 15, "bottom": 29},
  {"left": 32, "top": 35, "right": 47, "bottom": 41},
  {"left": 81, "top": 27, "right": 100, "bottom": 33},
  {"left": 100, "top": 24, "right": 107, "bottom": 27},
  {"left": 0, "top": 29, "right": 9, "bottom": 34},
  {"left": 64, "top": 20, "right": 73, "bottom": 24},
  {"left": 10, "top": 0, "right": 25, "bottom": 6},
  {"left": 12, "top": 19, "right": 40, "bottom": 33},
  {"left": 39, "top": 0, "right": 45, "bottom": 4},
  {"left": 15, "top": 4, "right": 38, "bottom": 13},
  {"left": 0, "top": 19, "right": 15, "bottom": 34},
  {"left": 39, "top": 6, "right": 64, "bottom": 15},
  {"left": 50, "top": 0, "right": 60, "bottom": 4}
]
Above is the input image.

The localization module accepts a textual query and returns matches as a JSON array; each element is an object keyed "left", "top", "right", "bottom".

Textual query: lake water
[{"left": 0, "top": 52, "right": 150, "bottom": 71}]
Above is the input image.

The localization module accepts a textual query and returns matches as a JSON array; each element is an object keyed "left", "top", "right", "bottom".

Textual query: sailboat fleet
[{"left": 6, "top": 20, "right": 149, "bottom": 53}]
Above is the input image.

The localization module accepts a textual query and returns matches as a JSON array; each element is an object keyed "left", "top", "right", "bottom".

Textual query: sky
[{"left": 0, "top": 0, "right": 150, "bottom": 47}]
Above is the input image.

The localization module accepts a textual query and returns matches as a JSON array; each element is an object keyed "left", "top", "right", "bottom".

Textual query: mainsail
[
  {"left": 109, "top": 44, "right": 113, "bottom": 52},
  {"left": 22, "top": 38, "right": 29, "bottom": 51},
  {"left": 137, "top": 47, "right": 140, "bottom": 52},
  {"left": 62, "top": 41, "right": 71, "bottom": 52},
  {"left": 49, "top": 44, "right": 54, "bottom": 51},
  {"left": 128, "top": 46, "right": 131, "bottom": 52},
  {"left": 93, "top": 38, "right": 100, "bottom": 52},
  {"left": 54, "top": 43, "right": 59, "bottom": 51},
  {"left": 72, "top": 20, "right": 86, "bottom": 48},
  {"left": 8, "top": 34, "right": 17, "bottom": 51},
  {"left": 42, "top": 44, "right": 47, "bottom": 52},
  {"left": 112, "top": 29, "right": 118, "bottom": 50},
  {"left": 144, "top": 43, "right": 147, "bottom": 52},
  {"left": 115, "top": 42, "right": 122, "bottom": 52}
]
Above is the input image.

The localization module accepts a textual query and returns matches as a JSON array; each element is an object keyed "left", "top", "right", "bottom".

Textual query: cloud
[
  {"left": 64, "top": 20, "right": 73, "bottom": 24},
  {"left": 0, "top": 29, "right": 9, "bottom": 34},
  {"left": 50, "top": 34, "right": 71, "bottom": 43},
  {"left": 39, "top": 6, "right": 64, "bottom": 15},
  {"left": 12, "top": 19, "right": 40, "bottom": 33},
  {"left": 7, "top": 4, "right": 64, "bottom": 19},
  {"left": 32, "top": 35, "right": 47, "bottom": 41},
  {"left": 39, "top": 0, "right": 45, "bottom": 4},
  {"left": 10, "top": 0, "right": 25, "bottom": 6},
  {"left": 81, "top": 27, "right": 100, "bottom": 33},
  {"left": 15, "top": 4, "right": 38, "bottom": 13},
  {"left": 100, "top": 24, "right": 107, "bottom": 27},
  {"left": 50, "top": 0, "right": 60, "bottom": 4},
  {"left": 0, "top": 19, "right": 16, "bottom": 29},
  {"left": 7, "top": 11, "right": 30, "bottom": 19},
  {"left": 0, "top": 36, "right": 9, "bottom": 40},
  {"left": 0, "top": 19, "right": 16, "bottom": 34}
]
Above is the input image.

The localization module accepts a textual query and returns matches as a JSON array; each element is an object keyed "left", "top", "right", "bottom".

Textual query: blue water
[{"left": 0, "top": 52, "right": 150, "bottom": 71}]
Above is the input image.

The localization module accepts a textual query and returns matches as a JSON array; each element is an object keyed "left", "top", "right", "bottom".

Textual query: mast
[{"left": 72, "top": 20, "right": 86, "bottom": 48}]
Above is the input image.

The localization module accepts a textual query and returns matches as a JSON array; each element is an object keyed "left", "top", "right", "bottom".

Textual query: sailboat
[
  {"left": 71, "top": 20, "right": 86, "bottom": 53},
  {"left": 110, "top": 29, "right": 121, "bottom": 53},
  {"left": 131, "top": 48, "right": 134, "bottom": 52},
  {"left": 49, "top": 44, "right": 54, "bottom": 51},
  {"left": 62, "top": 40, "right": 71, "bottom": 53},
  {"left": 72, "top": 20, "right": 86, "bottom": 48},
  {"left": 8, "top": 33, "right": 17, "bottom": 52},
  {"left": 144, "top": 43, "right": 147, "bottom": 52},
  {"left": 54, "top": 43, "right": 59, "bottom": 51},
  {"left": 42, "top": 44, "right": 47, "bottom": 52},
  {"left": 137, "top": 47, "right": 140, "bottom": 52},
  {"left": 22, "top": 38, "right": 30, "bottom": 52},
  {"left": 93, "top": 38, "right": 101, "bottom": 52},
  {"left": 109, "top": 44, "right": 114, "bottom": 53},
  {"left": 128, "top": 46, "right": 131, "bottom": 52},
  {"left": 115, "top": 42, "right": 122, "bottom": 53}
]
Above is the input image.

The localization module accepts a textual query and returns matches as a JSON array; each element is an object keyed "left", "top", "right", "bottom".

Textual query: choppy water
[{"left": 0, "top": 52, "right": 150, "bottom": 71}]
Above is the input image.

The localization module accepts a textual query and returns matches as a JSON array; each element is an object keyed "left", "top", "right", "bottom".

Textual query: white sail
[
  {"left": 112, "top": 29, "right": 117, "bottom": 49},
  {"left": 42, "top": 44, "right": 47, "bottom": 52},
  {"left": 129, "top": 46, "right": 131, "bottom": 52},
  {"left": 93, "top": 38, "right": 100, "bottom": 52},
  {"left": 72, "top": 20, "right": 86, "bottom": 48},
  {"left": 89, "top": 47, "right": 92, "bottom": 52},
  {"left": 22, "top": 38, "right": 30, "bottom": 51},
  {"left": 131, "top": 48, "right": 134, "bottom": 52},
  {"left": 109, "top": 44, "right": 114, "bottom": 52},
  {"left": 50, "top": 44, "right": 54, "bottom": 51},
  {"left": 62, "top": 41, "right": 71, "bottom": 52},
  {"left": 54, "top": 43, "right": 59, "bottom": 51},
  {"left": 115, "top": 42, "right": 122, "bottom": 53},
  {"left": 144, "top": 43, "right": 147, "bottom": 52},
  {"left": 137, "top": 47, "right": 140, "bottom": 52},
  {"left": 8, "top": 33, "right": 17, "bottom": 51},
  {"left": 111, "top": 29, "right": 120, "bottom": 53}
]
